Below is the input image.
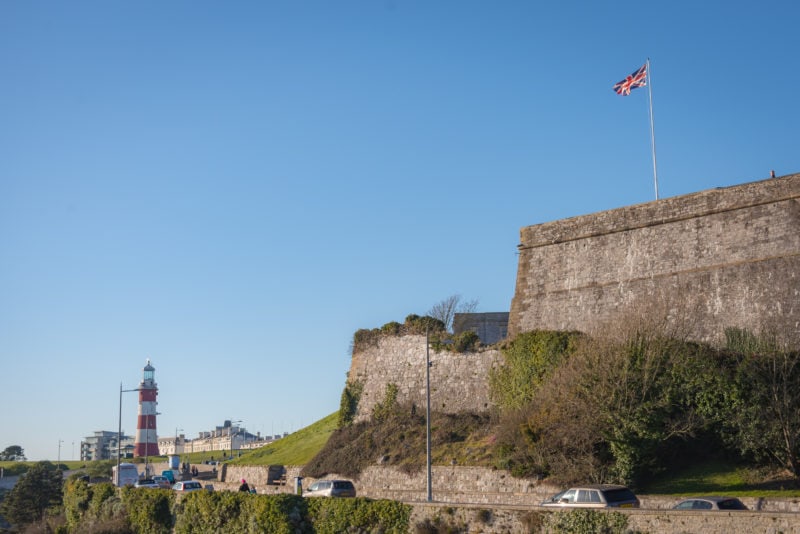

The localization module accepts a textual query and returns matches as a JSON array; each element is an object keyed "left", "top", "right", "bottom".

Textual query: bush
[
  {"left": 489, "top": 330, "right": 582, "bottom": 411},
  {"left": 338, "top": 380, "right": 364, "bottom": 428},
  {"left": 119, "top": 487, "right": 174, "bottom": 534},
  {"left": 452, "top": 331, "right": 480, "bottom": 353},
  {"left": 307, "top": 497, "right": 410, "bottom": 534},
  {"left": 543, "top": 509, "right": 628, "bottom": 534},
  {"left": 0, "top": 461, "right": 63, "bottom": 527}
]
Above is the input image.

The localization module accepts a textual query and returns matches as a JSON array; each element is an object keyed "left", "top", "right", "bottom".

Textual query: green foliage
[
  {"left": 62, "top": 478, "right": 91, "bottom": 530},
  {"left": 490, "top": 330, "right": 581, "bottom": 411},
  {"left": 492, "top": 325, "right": 736, "bottom": 486},
  {"left": 452, "top": 330, "right": 480, "bottom": 353},
  {"left": 0, "top": 461, "right": 63, "bottom": 527},
  {"left": 119, "top": 487, "right": 174, "bottom": 534},
  {"left": 174, "top": 493, "right": 404, "bottom": 534},
  {"left": 352, "top": 315, "right": 446, "bottom": 354},
  {"left": 0, "top": 445, "right": 25, "bottom": 461},
  {"left": 173, "top": 491, "right": 249, "bottom": 534},
  {"left": 371, "top": 383, "right": 399, "bottom": 422},
  {"left": 725, "top": 331, "right": 800, "bottom": 477},
  {"left": 243, "top": 493, "right": 310, "bottom": 534},
  {"left": 543, "top": 509, "right": 628, "bottom": 534},
  {"left": 338, "top": 380, "right": 364, "bottom": 428},
  {"left": 307, "top": 497, "right": 410, "bottom": 534}
]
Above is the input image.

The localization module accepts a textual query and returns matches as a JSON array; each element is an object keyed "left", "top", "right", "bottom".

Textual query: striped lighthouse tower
[{"left": 134, "top": 359, "right": 159, "bottom": 457}]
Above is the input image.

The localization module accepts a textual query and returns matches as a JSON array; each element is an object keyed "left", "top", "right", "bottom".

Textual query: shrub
[
  {"left": 0, "top": 461, "right": 63, "bottom": 527},
  {"left": 307, "top": 497, "right": 410, "bottom": 534},
  {"left": 372, "top": 383, "right": 399, "bottom": 422},
  {"left": 543, "top": 509, "right": 628, "bottom": 534},
  {"left": 338, "top": 380, "right": 364, "bottom": 428},
  {"left": 119, "top": 487, "right": 174, "bottom": 534},
  {"left": 489, "top": 330, "right": 582, "bottom": 411},
  {"left": 452, "top": 330, "right": 480, "bottom": 353}
]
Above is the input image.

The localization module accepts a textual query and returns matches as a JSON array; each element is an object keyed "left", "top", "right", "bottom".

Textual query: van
[{"left": 112, "top": 463, "right": 139, "bottom": 487}]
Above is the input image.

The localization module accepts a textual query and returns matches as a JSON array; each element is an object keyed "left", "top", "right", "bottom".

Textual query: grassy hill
[{"left": 226, "top": 411, "right": 338, "bottom": 466}]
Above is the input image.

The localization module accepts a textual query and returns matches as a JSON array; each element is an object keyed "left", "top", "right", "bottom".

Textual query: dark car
[
  {"left": 673, "top": 497, "right": 747, "bottom": 510},
  {"left": 541, "top": 484, "right": 640, "bottom": 508},
  {"left": 304, "top": 479, "right": 356, "bottom": 498}
]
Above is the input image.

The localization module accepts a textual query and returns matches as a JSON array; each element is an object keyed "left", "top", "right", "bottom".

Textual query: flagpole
[{"left": 646, "top": 58, "right": 659, "bottom": 200}]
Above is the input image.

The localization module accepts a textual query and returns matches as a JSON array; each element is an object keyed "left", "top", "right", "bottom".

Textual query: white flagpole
[{"left": 646, "top": 58, "right": 659, "bottom": 200}]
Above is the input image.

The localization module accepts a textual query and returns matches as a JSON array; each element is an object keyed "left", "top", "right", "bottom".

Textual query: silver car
[
  {"left": 673, "top": 497, "right": 747, "bottom": 510},
  {"left": 541, "top": 484, "right": 639, "bottom": 508},
  {"left": 304, "top": 479, "right": 356, "bottom": 498},
  {"left": 172, "top": 481, "right": 203, "bottom": 493}
]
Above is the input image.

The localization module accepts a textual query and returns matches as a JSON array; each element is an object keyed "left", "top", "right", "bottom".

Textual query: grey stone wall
[
  {"left": 509, "top": 173, "right": 800, "bottom": 345},
  {"left": 348, "top": 335, "right": 501, "bottom": 421},
  {"left": 218, "top": 463, "right": 800, "bottom": 533}
]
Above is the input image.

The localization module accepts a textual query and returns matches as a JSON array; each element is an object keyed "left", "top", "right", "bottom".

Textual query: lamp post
[
  {"left": 425, "top": 327, "right": 452, "bottom": 503},
  {"left": 175, "top": 427, "right": 183, "bottom": 455},
  {"left": 425, "top": 327, "right": 432, "bottom": 502},
  {"left": 117, "top": 384, "right": 140, "bottom": 484}
]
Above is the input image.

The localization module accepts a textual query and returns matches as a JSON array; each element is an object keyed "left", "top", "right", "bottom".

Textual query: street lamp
[
  {"left": 117, "top": 384, "right": 140, "bottom": 484},
  {"left": 425, "top": 326, "right": 452, "bottom": 502},
  {"left": 175, "top": 427, "right": 183, "bottom": 455},
  {"left": 425, "top": 327, "right": 434, "bottom": 502}
]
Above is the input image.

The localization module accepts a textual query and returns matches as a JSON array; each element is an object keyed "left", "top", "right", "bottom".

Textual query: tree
[
  {"left": 0, "top": 461, "right": 63, "bottom": 527},
  {"left": 725, "top": 328, "right": 800, "bottom": 478},
  {"left": 427, "top": 294, "right": 478, "bottom": 332},
  {"left": 0, "top": 445, "right": 25, "bottom": 461}
]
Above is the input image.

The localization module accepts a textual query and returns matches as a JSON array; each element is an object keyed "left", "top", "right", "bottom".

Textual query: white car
[
  {"left": 304, "top": 480, "right": 356, "bottom": 498},
  {"left": 541, "top": 484, "right": 639, "bottom": 508},
  {"left": 172, "top": 481, "right": 203, "bottom": 493},
  {"left": 134, "top": 479, "right": 161, "bottom": 489}
]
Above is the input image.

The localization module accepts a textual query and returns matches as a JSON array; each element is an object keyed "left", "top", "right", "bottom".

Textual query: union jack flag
[{"left": 613, "top": 64, "right": 647, "bottom": 96}]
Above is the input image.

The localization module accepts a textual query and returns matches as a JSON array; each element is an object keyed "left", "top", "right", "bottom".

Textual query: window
[{"left": 576, "top": 490, "right": 601, "bottom": 503}]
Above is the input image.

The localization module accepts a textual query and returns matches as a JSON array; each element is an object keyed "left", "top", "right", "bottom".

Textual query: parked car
[
  {"left": 152, "top": 476, "right": 172, "bottom": 489},
  {"left": 134, "top": 479, "right": 161, "bottom": 489},
  {"left": 672, "top": 497, "right": 747, "bottom": 510},
  {"left": 304, "top": 479, "right": 356, "bottom": 498},
  {"left": 541, "top": 484, "right": 640, "bottom": 508},
  {"left": 172, "top": 481, "right": 203, "bottom": 493}
]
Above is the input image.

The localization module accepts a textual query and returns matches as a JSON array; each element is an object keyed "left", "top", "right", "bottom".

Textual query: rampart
[
  {"left": 347, "top": 335, "right": 501, "bottom": 421},
  {"left": 509, "top": 173, "right": 800, "bottom": 344}
]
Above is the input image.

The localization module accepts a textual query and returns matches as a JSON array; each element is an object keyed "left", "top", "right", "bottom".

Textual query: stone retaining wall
[{"left": 348, "top": 335, "right": 501, "bottom": 421}]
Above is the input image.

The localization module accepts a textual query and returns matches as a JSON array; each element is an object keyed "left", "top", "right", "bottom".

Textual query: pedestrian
[{"left": 239, "top": 478, "right": 250, "bottom": 492}]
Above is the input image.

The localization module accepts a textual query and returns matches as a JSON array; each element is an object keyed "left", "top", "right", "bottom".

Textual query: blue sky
[{"left": 1, "top": 1, "right": 797, "bottom": 461}]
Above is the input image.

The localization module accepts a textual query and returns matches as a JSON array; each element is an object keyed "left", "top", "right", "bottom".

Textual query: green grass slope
[{"left": 226, "top": 412, "right": 338, "bottom": 466}]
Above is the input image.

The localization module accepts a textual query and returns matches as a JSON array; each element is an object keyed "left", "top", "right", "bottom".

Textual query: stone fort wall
[
  {"left": 347, "top": 335, "right": 501, "bottom": 421},
  {"left": 509, "top": 173, "right": 800, "bottom": 344}
]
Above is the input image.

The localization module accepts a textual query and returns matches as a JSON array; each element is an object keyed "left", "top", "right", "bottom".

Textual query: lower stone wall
[
  {"left": 410, "top": 504, "right": 800, "bottom": 534},
  {"left": 197, "top": 463, "right": 800, "bottom": 532}
]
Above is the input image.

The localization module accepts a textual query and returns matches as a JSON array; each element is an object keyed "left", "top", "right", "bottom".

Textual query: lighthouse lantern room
[{"left": 134, "top": 359, "right": 159, "bottom": 457}]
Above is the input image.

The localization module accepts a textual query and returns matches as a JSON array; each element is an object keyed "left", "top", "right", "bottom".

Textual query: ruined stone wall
[
  {"left": 509, "top": 173, "right": 800, "bottom": 344},
  {"left": 347, "top": 335, "right": 502, "bottom": 422}
]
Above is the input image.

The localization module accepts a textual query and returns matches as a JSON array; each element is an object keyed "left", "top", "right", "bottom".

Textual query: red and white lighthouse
[{"left": 134, "top": 359, "right": 159, "bottom": 457}]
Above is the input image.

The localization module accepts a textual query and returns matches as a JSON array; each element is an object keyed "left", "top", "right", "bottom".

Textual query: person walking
[{"left": 238, "top": 478, "right": 250, "bottom": 492}]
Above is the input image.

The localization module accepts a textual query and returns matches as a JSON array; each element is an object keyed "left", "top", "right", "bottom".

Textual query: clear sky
[{"left": 1, "top": 1, "right": 797, "bottom": 461}]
